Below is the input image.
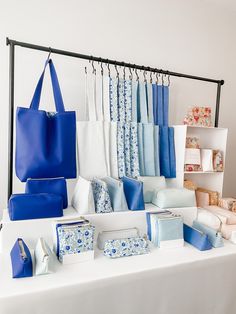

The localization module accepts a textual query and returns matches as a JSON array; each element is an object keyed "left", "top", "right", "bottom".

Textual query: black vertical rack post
[{"left": 6, "top": 37, "right": 225, "bottom": 198}]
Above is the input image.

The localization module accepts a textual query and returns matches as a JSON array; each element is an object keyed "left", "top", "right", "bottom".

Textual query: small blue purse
[
  {"left": 8, "top": 193, "right": 63, "bottom": 220},
  {"left": 183, "top": 224, "right": 212, "bottom": 251},
  {"left": 10, "top": 238, "right": 33, "bottom": 278},
  {"left": 25, "top": 177, "right": 68, "bottom": 209},
  {"left": 192, "top": 220, "right": 224, "bottom": 248},
  {"left": 121, "top": 177, "right": 145, "bottom": 210},
  {"left": 104, "top": 236, "right": 149, "bottom": 258}
]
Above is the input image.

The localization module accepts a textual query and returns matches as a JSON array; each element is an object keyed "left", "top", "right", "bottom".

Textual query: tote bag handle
[{"left": 30, "top": 59, "right": 65, "bottom": 113}]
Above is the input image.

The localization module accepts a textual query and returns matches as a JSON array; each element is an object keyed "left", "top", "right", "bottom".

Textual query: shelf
[
  {"left": 185, "top": 125, "right": 227, "bottom": 131},
  {"left": 184, "top": 171, "right": 224, "bottom": 174}
]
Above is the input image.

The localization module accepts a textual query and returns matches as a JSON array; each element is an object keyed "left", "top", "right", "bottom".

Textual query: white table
[{"left": 1, "top": 241, "right": 236, "bottom": 314}]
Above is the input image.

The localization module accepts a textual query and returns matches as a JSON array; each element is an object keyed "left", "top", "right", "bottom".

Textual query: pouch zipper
[
  {"left": 101, "top": 227, "right": 138, "bottom": 234},
  {"left": 27, "top": 177, "right": 64, "bottom": 181},
  {"left": 18, "top": 239, "right": 27, "bottom": 261},
  {"left": 60, "top": 223, "right": 90, "bottom": 230}
]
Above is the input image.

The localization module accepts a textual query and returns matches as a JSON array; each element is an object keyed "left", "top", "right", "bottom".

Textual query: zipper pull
[{"left": 18, "top": 239, "right": 28, "bottom": 261}]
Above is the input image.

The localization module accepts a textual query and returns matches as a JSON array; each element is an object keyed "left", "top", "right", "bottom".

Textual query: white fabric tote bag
[{"left": 77, "top": 73, "right": 118, "bottom": 179}]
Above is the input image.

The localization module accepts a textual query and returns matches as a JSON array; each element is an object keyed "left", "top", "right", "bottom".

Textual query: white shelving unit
[{"left": 183, "top": 125, "right": 228, "bottom": 195}]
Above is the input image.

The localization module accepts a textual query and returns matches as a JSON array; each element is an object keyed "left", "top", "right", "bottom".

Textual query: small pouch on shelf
[
  {"left": 218, "top": 197, "right": 236, "bottom": 211},
  {"left": 197, "top": 188, "right": 219, "bottom": 206},
  {"left": 138, "top": 176, "right": 166, "bottom": 203},
  {"left": 152, "top": 188, "right": 196, "bottom": 209},
  {"left": 8, "top": 193, "right": 63, "bottom": 221},
  {"left": 206, "top": 206, "right": 236, "bottom": 225},
  {"left": 104, "top": 236, "right": 149, "bottom": 258},
  {"left": 183, "top": 224, "right": 212, "bottom": 251},
  {"left": 71, "top": 176, "right": 95, "bottom": 214},
  {"left": 54, "top": 218, "right": 95, "bottom": 264},
  {"left": 10, "top": 238, "right": 33, "bottom": 278},
  {"left": 192, "top": 220, "right": 224, "bottom": 248},
  {"left": 121, "top": 177, "right": 145, "bottom": 210},
  {"left": 196, "top": 190, "right": 210, "bottom": 207},
  {"left": 201, "top": 149, "right": 213, "bottom": 172},
  {"left": 185, "top": 148, "right": 201, "bottom": 166},
  {"left": 102, "top": 177, "right": 128, "bottom": 212},
  {"left": 91, "top": 178, "right": 113, "bottom": 213},
  {"left": 26, "top": 177, "right": 68, "bottom": 209},
  {"left": 35, "top": 238, "right": 55, "bottom": 276},
  {"left": 213, "top": 150, "right": 224, "bottom": 172},
  {"left": 97, "top": 228, "right": 140, "bottom": 250},
  {"left": 147, "top": 212, "right": 184, "bottom": 248}
]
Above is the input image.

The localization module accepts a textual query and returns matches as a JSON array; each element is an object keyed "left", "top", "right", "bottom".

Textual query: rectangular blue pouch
[
  {"left": 10, "top": 238, "right": 33, "bottom": 278},
  {"left": 183, "top": 224, "right": 212, "bottom": 251},
  {"left": 121, "top": 177, "right": 145, "bottom": 211},
  {"left": 8, "top": 193, "right": 63, "bottom": 221},
  {"left": 25, "top": 177, "right": 68, "bottom": 209}
]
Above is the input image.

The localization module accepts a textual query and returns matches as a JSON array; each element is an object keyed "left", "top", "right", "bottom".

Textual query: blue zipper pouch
[
  {"left": 192, "top": 220, "right": 224, "bottom": 248},
  {"left": 25, "top": 177, "right": 68, "bottom": 209},
  {"left": 121, "top": 177, "right": 145, "bottom": 211},
  {"left": 8, "top": 193, "right": 63, "bottom": 220},
  {"left": 10, "top": 238, "right": 33, "bottom": 278},
  {"left": 183, "top": 224, "right": 212, "bottom": 251}
]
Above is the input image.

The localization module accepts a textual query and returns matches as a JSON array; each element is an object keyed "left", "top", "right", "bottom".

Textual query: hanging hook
[
  {"left": 89, "top": 58, "right": 96, "bottom": 75},
  {"left": 99, "top": 61, "right": 104, "bottom": 76},
  {"left": 115, "top": 64, "right": 119, "bottom": 79},
  {"left": 143, "top": 69, "right": 147, "bottom": 83},
  {"left": 149, "top": 71, "right": 153, "bottom": 83},
  {"left": 155, "top": 70, "right": 159, "bottom": 84},
  {"left": 161, "top": 73, "right": 165, "bottom": 86},
  {"left": 106, "top": 60, "right": 111, "bottom": 77},
  {"left": 166, "top": 71, "right": 170, "bottom": 86},
  {"left": 128, "top": 66, "right": 133, "bottom": 80},
  {"left": 123, "top": 66, "right": 126, "bottom": 80},
  {"left": 85, "top": 66, "right": 87, "bottom": 74},
  {"left": 135, "top": 67, "right": 139, "bottom": 81}
]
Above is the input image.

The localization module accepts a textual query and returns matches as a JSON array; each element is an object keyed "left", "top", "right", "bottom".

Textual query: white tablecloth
[{"left": 1, "top": 242, "right": 236, "bottom": 314}]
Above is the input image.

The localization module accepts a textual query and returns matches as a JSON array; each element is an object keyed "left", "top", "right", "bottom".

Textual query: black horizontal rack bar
[{"left": 6, "top": 37, "right": 225, "bottom": 198}]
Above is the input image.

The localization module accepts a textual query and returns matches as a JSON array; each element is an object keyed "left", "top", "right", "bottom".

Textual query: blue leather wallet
[
  {"left": 121, "top": 177, "right": 145, "bottom": 211},
  {"left": 25, "top": 177, "right": 68, "bottom": 209},
  {"left": 183, "top": 224, "right": 212, "bottom": 251},
  {"left": 8, "top": 193, "right": 63, "bottom": 221},
  {"left": 10, "top": 238, "right": 33, "bottom": 278}
]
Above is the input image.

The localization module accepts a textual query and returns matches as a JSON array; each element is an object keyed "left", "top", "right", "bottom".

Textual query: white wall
[{"left": 0, "top": 0, "right": 236, "bottom": 214}]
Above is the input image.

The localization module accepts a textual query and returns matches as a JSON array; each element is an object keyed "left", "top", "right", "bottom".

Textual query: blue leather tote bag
[
  {"left": 10, "top": 238, "right": 33, "bottom": 278},
  {"left": 25, "top": 177, "right": 68, "bottom": 209},
  {"left": 15, "top": 59, "right": 77, "bottom": 182}
]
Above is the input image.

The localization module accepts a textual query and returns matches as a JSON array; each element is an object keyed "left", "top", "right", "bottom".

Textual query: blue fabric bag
[
  {"left": 192, "top": 220, "right": 224, "bottom": 248},
  {"left": 8, "top": 193, "right": 63, "bottom": 221},
  {"left": 15, "top": 59, "right": 77, "bottom": 182},
  {"left": 159, "top": 126, "right": 176, "bottom": 178},
  {"left": 25, "top": 177, "right": 68, "bottom": 209},
  {"left": 121, "top": 177, "right": 145, "bottom": 210},
  {"left": 10, "top": 238, "right": 33, "bottom": 278},
  {"left": 183, "top": 224, "right": 212, "bottom": 251},
  {"left": 153, "top": 84, "right": 169, "bottom": 126}
]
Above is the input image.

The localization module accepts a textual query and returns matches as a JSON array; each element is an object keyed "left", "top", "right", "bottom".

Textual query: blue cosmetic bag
[
  {"left": 121, "top": 177, "right": 145, "bottom": 211},
  {"left": 183, "top": 224, "right": 212, "bottom": 251},
  {"left": 8, "top": 193, "right": 63, "bottom": 221},
  {"left": 10, "top": 238, "right": 33, "bottom": 278},
  {"left": 25, "top": 177, "right": 68, "bottom": 209}
]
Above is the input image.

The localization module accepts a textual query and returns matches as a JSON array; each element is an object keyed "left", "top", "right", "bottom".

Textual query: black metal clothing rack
[{"left": 6, "top": 37, "right": 225, "bottom": 199}]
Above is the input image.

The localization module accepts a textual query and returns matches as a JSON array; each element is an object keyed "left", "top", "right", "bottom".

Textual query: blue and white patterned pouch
[
  {"left": 104, "top": 236, "right": 150, "bottom": 258},
  {"left": 56, "top": 220, "right": 95, "bottom": 262},
  {"left": 92, "top": 178, "right": 113, "bottom": 213}
]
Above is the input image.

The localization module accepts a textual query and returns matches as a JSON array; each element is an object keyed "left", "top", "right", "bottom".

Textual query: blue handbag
[
  {"left": 10, "top": 238, "right": 33, "bottom": 278},
  {"left": 25, "top": 177, "right": 68, "bottom": 209},
  {"left": 183, "top": 224, "right": 212, "bottom": 251},
  {"left": 15, "top": 59, "right": 77, "bottom": 182},
  {"left": 121, "top": 177, "right": 145, "bottom": 210},
  {"left": 8, "top": 193, "right": 63, "bottom": 221},
  {"left": 192, "top": 220, "right": 224, "bottom": 248},
  {"left": 159, "top": 126, "right": 176, "bottom": 178}
]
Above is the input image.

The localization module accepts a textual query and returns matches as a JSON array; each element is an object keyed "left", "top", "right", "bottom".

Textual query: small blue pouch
[
  {"left": 10, "top": 238, "right": 33, "bottom": 278},
  {"left": 183, "top": 224, "right": 212, "bottom": 251},
  {"left": 192, "top": 220, "right": 224, "bottom": 248},
  {"left": 25, "top": 177, "right": 68, "bottom": 209},
  {"left": 104, "top": 236, "right": 149, "bottom": 258},
  {"left": 121, "top": 177, "right": 145, "bottom": 211},
  {"left": 8, "top": 193, "right": 63, "bottom": 221}
]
